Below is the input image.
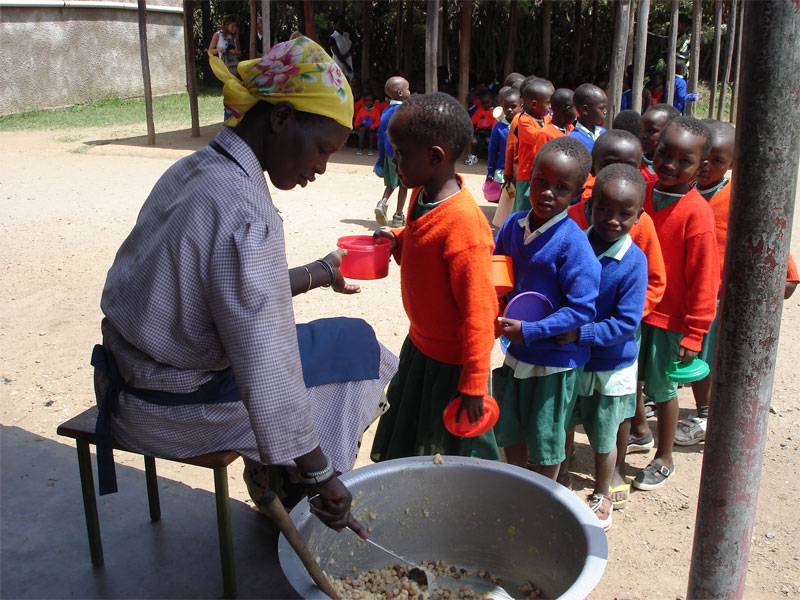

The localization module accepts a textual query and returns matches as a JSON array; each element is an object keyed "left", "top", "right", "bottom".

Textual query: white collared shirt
[{"left": 519, "top": 209, "right": 569, "bottom": 245}]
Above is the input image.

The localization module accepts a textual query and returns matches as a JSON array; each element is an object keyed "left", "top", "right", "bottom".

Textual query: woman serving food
[{"left": 92, "top": 36, "right": 397, "bottom": 536}]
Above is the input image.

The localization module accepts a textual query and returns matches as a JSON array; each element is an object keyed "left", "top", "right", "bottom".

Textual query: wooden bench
[{"left": 57, "top": 406, "right": 241, "bottom": 598}]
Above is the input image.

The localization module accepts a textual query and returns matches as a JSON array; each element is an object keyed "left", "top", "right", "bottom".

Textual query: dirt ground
[{"left": 2, "top": 123, "right": 798, "bottom": 600}]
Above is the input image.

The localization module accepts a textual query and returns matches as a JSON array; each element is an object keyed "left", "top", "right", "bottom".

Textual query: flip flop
[{"left": 609, "top": 482, "right": 630, "bottom": 510}]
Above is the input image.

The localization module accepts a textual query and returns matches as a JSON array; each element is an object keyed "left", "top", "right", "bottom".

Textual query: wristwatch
[{"left": 299, "top": 457, "right": 336, "bottom": 487}]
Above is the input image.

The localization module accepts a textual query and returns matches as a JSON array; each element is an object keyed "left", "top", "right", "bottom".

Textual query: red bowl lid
[{"left": 443, "top": 395, "right": 499, "bottom": 438}]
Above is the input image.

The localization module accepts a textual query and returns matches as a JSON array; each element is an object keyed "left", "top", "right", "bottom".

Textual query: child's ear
[{"left": 429, "top": 145, "right": 445, "bottom": 166}]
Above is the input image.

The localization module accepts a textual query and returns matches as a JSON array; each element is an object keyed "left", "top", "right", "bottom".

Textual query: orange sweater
[
  {"left": 581, "top": 173, "right": 595, "bottom": 203},
  {"left": 525, "top": 122, "right": 575, "bottom": 183},
  {"left": 568, "top": 198, "right": 667, "bottom": 318},
  {"left": 391, "top": 177, "right": 498, "bottom": 395},
  {"left": 354, "top": 105, "right": 382, "bottom": 130},
  {"left": 503, "top": 112, "right": 522, "bottom": 182},
  {"left": 516, "top": 113, "right": 546, "bottom": 181},
  {"left": 643, "top": 183, "right": 720, "bottom": 351},
  {"left": 471, "top": 106, "right": 495, "bottom": 131}
]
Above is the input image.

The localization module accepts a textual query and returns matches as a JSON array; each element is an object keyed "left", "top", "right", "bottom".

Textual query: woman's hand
[
  {"left": 373, "top": 229, "right": 397, "bottom": 251},
  {"left": 457, "top": 394, "right": 485, "bottom": 425},
  {"left": 496, "top": 317, "right": 524, "bottom": 344},
  {"left": 322, "top": 250, "right": 360, "bottom": 295},
  {"left": 309, "top": 476, "right": 367, "bottom": 538}
]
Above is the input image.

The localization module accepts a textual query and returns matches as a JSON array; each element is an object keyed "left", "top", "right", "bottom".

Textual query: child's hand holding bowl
[{"left": 496, "top": 317, "right": 523, "bottom": 343}]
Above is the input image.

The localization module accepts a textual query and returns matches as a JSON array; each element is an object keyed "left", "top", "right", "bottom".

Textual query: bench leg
[
  {"left": 76, "top": 441, "right": 104, "bottom": 566},
  {"left": 144, "top": 456, "right": 161, "bottom": 521},
  {"left": 213, "top": 465, "right": 237, "bottom": 599}
]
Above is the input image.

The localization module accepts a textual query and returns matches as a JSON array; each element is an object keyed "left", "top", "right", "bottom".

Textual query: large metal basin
[{"left": 279, "top": 456, "right": 607, "bottom": 599}]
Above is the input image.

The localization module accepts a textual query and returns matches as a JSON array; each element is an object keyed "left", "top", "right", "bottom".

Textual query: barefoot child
[
  {"left": 493, "top": 137, "right": 600, "bottom": 479},
  {"left": 567, "top": 83, "right": 608, "bottom": 155},
  {"left": 375, "top": 76, "right": 411, "bottom": 228},
  {"left": 565, "top": 164, "right": 649, "bottom": 529},
  {"left": 631, "top": 117, "right": 720, "bottom": 491},
  {"left": 370, "top": 93, "right": 500, "bottom": 461}
]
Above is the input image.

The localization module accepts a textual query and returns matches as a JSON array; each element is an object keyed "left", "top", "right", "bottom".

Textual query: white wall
[{"left": 0, "top": 1, "right": 187, "bottom": 115}]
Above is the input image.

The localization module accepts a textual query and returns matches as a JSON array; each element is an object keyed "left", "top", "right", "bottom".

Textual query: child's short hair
[
  {"left": 504, "top": 72, "right": 525, "bottom": 88},
  {"left": 593, "top": 129, "right": 643, "bottom": 157},
  {"left": 521, "top": 77, "right": 553, "bottom": 100},
  {"left": 393, "top": 92, "right": 473, "bottom": 157},
  {"left": 551, "top": 88, "right": 574, "bottom": 110},
  {"left": 534, "top": 136, "right": 592, "bottom": 183},
  {"left": 573, "top": 83, "right": 605, "bottom": 108},
  {"left": 593, "top": 163, "right": 646, "bottom": 206},
  {"left": 661, "top": 116, "right": 712, "bottom": 158},
  {"left": 701, "top": 118, "right": 735, "bottom": 147},
  {"left": 500, "top": 87, "right": 520, "bottom": 102},
  {"left": 612, "top": 109, "right": 642, "bottom": 136},
  {"left": 676, "top": 59, "right": 687, "bottom": 76},
  {"left": 644, "top": 103, "right": 681, "bottom": 122}
]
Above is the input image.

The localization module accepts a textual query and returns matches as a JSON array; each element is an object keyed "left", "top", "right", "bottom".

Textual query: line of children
[
  {"left": 512, "top": 77, "right": 555, "bottom": 213},
  {"left": 489, "top": 88, "right": 523, "bottom": 228},
  {"left": 375, "top": 76, "right": 411, "bottom": 228},
  {"left": 370, "top": 92, "right": 500, "bottom": 461}
]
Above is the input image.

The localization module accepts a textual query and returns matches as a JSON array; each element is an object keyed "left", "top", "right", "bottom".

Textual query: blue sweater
[
  {"left": 673, "top": 76, "right": 687, "bottom": 114},
  {"left": 567, "top": 125, "right": 606, "bottom": 154},
  {"left": 487, "top": 119, "right": 509, "bottom": 177},
  {"left": 578, "top": 234, "right": 648, "bottom": 372},
  {"left": 494, "top": 211, "right": 600, "bottom": 368},
  {"left": 377, "top": 102, "right": 401, "bottom": 162}
]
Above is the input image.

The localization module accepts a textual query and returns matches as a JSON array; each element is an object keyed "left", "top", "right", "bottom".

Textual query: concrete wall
[{"left": 0, "top": 1, "right": 187, "bottom": 115}]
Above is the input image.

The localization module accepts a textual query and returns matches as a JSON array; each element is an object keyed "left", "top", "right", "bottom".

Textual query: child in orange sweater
[
  {"left": 354, "top": 92, "right": 381, "bottom": 156},
  {"left": 513, "top": 77, "right": 555, "bottom": 213},
  {"left": 631, "top": 117, "right": 720, "bottom": 491},
  {"left": 370, "top": 93, "right": 500, "bottom": 461}
]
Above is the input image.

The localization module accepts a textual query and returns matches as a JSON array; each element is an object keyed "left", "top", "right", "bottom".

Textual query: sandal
[
  {"left": 588, "top": 493, "right": 613, "bottom": 530},
  {"left": 632, "top": 460, "right": 675, "bottom": 491},
  {"left": 609, "top": 482, "right": 630, "bottom": 510}
]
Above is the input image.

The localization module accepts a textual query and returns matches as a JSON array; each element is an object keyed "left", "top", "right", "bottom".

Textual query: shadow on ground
[{"left": 0, "top": 425, "right": 300, "bottom": 599}]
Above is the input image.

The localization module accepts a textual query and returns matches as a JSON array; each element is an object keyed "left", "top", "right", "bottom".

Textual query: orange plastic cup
[{"left": 491, "top": 255, "right": 514, "bottom": 295}]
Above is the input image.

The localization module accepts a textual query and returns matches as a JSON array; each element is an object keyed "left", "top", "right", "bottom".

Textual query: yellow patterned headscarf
[{"left": 209, "top": 35, "right": 353, "bottom": 128}]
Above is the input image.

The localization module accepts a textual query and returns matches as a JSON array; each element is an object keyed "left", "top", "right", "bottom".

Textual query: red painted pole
[{"left": 686, "top": 1, "right": 800, "bottom": 598}]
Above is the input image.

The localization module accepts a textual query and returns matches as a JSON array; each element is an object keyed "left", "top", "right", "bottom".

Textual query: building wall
[{"left": 0, "top": 1, "right": 187, "bottom": 115}]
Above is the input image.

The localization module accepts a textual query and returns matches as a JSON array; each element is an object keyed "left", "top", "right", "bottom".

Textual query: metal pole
[
  {"left": 607, "top": 0, "right": 630, "bottom": 128},
  {"left": 137, "top": 0, "right": 155, "bottom": 145},
  {"left": 686, "top": 1, "right": 800, "bottom": 598},
  {"left": 666, "top": 0, "right": 677, "bottom": 107},
  {"left": 458, "top": 0, "right": 471, "bottom": 109},
  {"left": 686, "top": 0, "right": 701, "bottom": 116},
  {"left": 708, "top": 0, "right": 722, "bottom": 117},
  {"left": 182, "top": 0, "right": 199, "bottom": 137},
  {"left": 425, "top": 0, "right": 440, "bottom": 93},
  {"left": 717, "top": 0, "right": 737, "bottom": 121},
  {"left": 631, "top": 0, "right": 649, "bottom": 113},
  {"left": 729, "top": 0, "right": 744, "bottom": 123}
]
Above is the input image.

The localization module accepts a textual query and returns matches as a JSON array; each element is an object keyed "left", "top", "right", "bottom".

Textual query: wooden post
[
  {"left": 137, "top": 0, "right": 155, "bottom": 145},
  {"left": 542, "top": 0, "right": 551, "bottom": 78},
  {"left": 504, "top": 0, "right": 518, "bottom": 77},
  {"left": 403, "top": 0, "right": 414, "bottom": 76},
  {"left": 571, "top": 0, "right": 583, "bottom": 79},
  {"left": 361, "top": 0, "right": 371, "bottom": 82},
  {"left": 717, "top": 0, "right": 737, "bottom": 120},
  {"left": 437, "top": 0, "right": 445, "bottom": 66},
  {"left": 261, "top": 0, "right": 270, "bottom": 51},
  {"left": 625, "top": 0, "right": 636, "bottom": 67},
  {"left": 182, "top": 0, "right": 199, "bottom": 137},
  {"left": 426, "top": 0, "right": 439, "bottom": 93},
  {"left": 708, "top": 0, "right": 722, "bottom": 117},
  {"left": 459, "top": 0, "right": 471, "bottom": 109},
  {"left": 666, "top": 0, "right": 678, "bottom": 107},
  {"left": 729, "top": 0, "right": 743, "bottom": 123},
  {"left": 249, "top": 0, "right": 257, "bottom": 59},
  {"left": 607, "top": 0, "right": 631, "bottom": 128},
  {"left": 686, "top": 0, "right": 702, "bottom": 116},
  {"left": 303, "top": 1, "right": 317, "bottom": 43},
  {"left": 632, "top": 0, "right": 649, "bottom": 113},
  {"left": 590, "top": 0, "right": 599, "bottom": 80},
  {"left": 396, "top": 0, "right": 402, "bottom": 71}
]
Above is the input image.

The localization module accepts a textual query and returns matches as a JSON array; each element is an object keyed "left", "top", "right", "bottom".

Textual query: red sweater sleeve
[
  {"left": 504, "top": 113, "right": 521, "bottom": 180},
  {"left": 568, "top": 199, "right": 590, "bottom": 229},
  {"left": 631, "top": 212, "right": 667, "bottom": 318},
  {"left": 516, "top": 115, "right": 544, "bottom": 181},
  {"left": 681, "top": 205, "right": 721, "bottom": 351}
]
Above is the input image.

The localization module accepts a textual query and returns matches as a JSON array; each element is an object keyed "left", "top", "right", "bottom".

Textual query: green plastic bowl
[{"left": 666, "top": 357, "right": 710, "bottom": 383}]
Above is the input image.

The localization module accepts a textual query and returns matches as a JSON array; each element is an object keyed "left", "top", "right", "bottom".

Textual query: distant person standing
[
  {"left": 330, "top": 16, "right": 354, "bottom": 82},
  {"left": 255, "top": 16, "right": 265, "bottom": 58},
  {"left": 209, "top": 16, "right": 240, "bottom": 76}
]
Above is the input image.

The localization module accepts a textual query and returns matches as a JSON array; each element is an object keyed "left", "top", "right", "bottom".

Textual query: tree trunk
[
  {"left": 709, "top": 0, "right": 722, "bottom": 117},
  {"left": 504, "top": 0, "right": 518, "bottom": 77},
  {"left": 717, "top": 0, "right": 737, "bottom": 120},
  {"left": 571, "top": 0, "right": 583, "bottom": 79},
  {"left": 666, "top": 0, "right": 678, "bottom": 106},
  {"left": 632, "top": 0, "right": 649, "bottom": 113},
  {"left": 249, "top": 0, "right": 257, "bottom": 59},
  {"left": 686, "top": 0, "right": 702, "bottom": 116},
  {"left": 542, "top": 0, "right": 551, "bottom": 78},
  {"left": 261, "top": 0, "right": 270, "bottom": 52},
  {"left": 396, "top": 0, "right": 402, "bottom": 71},
  {"left": 361, "top": 0, "right": 371, "bottom": 82},
  {"left": 590, "top": 0, "right": 599, "bottom": 80},
  {"left": 200, "top": 0, "right": 211, "bottom": 84},
  {"left": 182, "top": 0, "right": 199, "bottom": 137},
  {"left": 459, "top": 0, "right": 472, "bottom": 109},
  {"left": 625, "top": 0, "right": 636, "bottom": 67},
  {"left": 607, "top": 0, "right": 631, "bottom": 127},
  {"left": 729, "top": 0, "right": 743, "bottom": 122},
  {"left": 426, "top": 0, "right": 439, "bottom": 92},
  {"left": 437, "top": 0, "right": 445, "bottom": 66},
  {"left": 403, "top": 0, "right": 414, "bottom": 76},
  {"left": 137, "top": 0, "right": 155, "bottom": 145},
  {"left": 303, "top": 1, "right": 317, "bottom": 43}
]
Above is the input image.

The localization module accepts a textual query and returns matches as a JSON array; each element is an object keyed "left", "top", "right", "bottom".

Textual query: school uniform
[
  {"left": 492, "top": 210, "right": 600, "bottom": 465},
  {"left": 568, "top": 121, "right": 606, "bottom": 154},
  {"left": 513, "top": 113, "right": 546, "bottom": 213},
  {"left": 376, "top": 100, "right": 402, "bottom": 189}
]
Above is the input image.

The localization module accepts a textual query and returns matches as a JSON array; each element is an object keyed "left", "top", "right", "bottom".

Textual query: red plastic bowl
[
  {"left": 336, "top": 235, "right": 392, "bottom": 280},
  {"left": 443, "top": 395, "right": 500, "bottom": 438}
]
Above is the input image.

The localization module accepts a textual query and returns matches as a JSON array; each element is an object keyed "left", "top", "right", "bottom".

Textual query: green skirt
[
  {"left": 370, "top": 337, "right": 500, "bottom": 462},
  {"left": 513, "top": 178, "right": 531, "bottom": 214}
]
